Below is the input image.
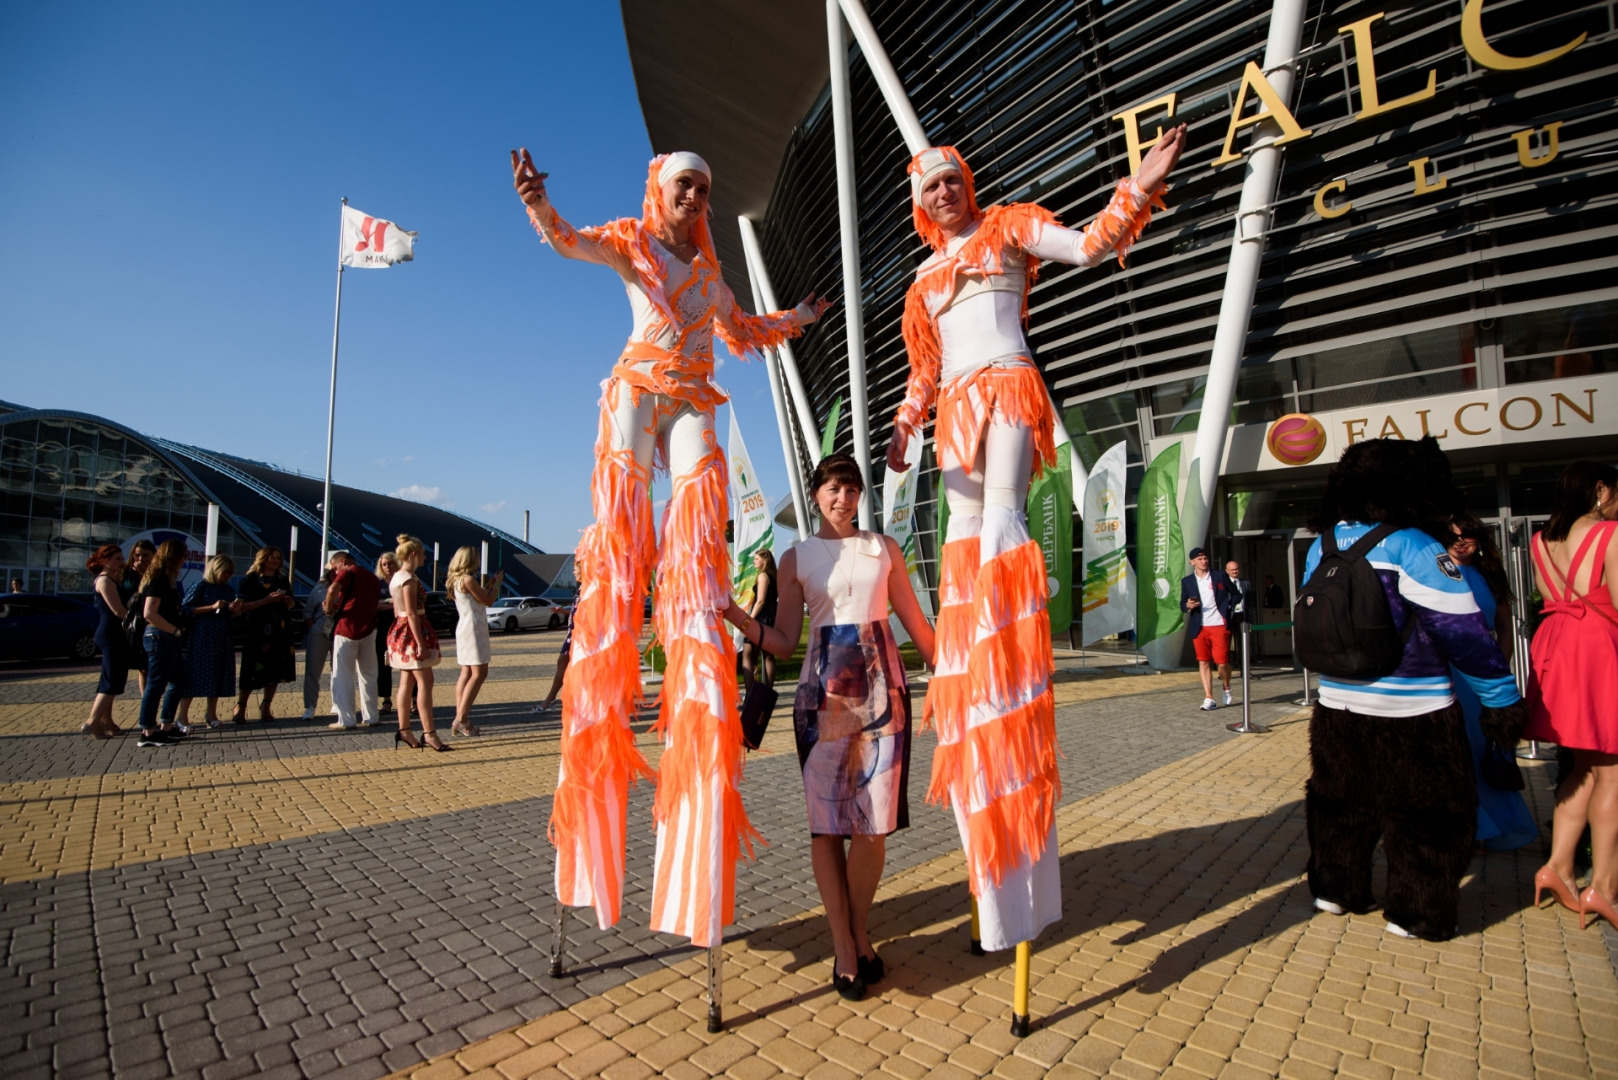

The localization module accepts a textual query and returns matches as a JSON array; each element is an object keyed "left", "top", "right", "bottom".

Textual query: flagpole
[{"left": 321, "top": 197, "right": 346, "bottom": 570}]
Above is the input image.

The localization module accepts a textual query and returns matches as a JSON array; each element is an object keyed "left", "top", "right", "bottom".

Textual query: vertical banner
[
  {"left": 1079, "top": 441, "right": 1136, "bottom": 644},
  {"left": 728, "top": 409, "right": 775, "bottom": 615},
  {"left": 1027, "top": 442, "right": 1075, "bottom": 635},
  {"left": 882, "top": 430, "right": 933, "bottom": 642},
  {"left": 1136, "top": 442, "right": 1185, "bottom": 647},
  {"left": 819, "top": 395, "right": 844, "bottom": 460}
]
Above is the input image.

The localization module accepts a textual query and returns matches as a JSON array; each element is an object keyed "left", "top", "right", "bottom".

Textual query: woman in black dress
[
  {"left": 740, "top": 548, "right": 778, "bottom": 695},
  {"left": 234, "top": 546, "right": 296, "bottom": 723},
  {"left": 83, "top": 543, "right": 130, "bottom": 738},
  {"left": 120, "top": 539, "right": 156, "bottom": 695}
]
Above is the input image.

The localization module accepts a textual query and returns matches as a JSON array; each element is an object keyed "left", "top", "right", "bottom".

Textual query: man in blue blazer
[{"left": 1180, "top": 547, "right": 1235, "bottom": 710}]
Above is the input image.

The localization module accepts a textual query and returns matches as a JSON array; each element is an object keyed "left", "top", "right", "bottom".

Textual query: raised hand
[
  {"left": 510, "top": 148, "right": 549, "bottom": 209},
  {"left": 1136, "top": 123, "right": 1188, "bottom": 192},
  {"left": 797, "top": 292, "right": 832, "bottom": 325}
]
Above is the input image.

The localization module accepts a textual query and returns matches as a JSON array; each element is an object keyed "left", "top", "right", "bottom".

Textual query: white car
[{"left": 487, "top": 596, "right": 570, "bottom": 633}]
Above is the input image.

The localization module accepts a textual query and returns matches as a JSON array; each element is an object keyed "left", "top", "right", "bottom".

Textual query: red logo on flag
[{"left": 353, "top": 217, "right": 390, "bottom": 253}]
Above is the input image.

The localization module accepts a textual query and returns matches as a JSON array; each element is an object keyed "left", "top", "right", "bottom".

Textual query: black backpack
[{"left": 1294, "top": 523, "right": 1414, "bottom": 680}]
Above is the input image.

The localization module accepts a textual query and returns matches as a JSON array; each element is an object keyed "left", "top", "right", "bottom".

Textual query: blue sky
[{"left": 0, "top": 1, "right": 792, "bottom": 554}]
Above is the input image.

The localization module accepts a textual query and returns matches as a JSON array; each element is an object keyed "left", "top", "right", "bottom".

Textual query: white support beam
[
  {"left": 835, "top": 0, "right": 929, "bottom": 156},
  {"left": 736, "top": 216, "right": 821, "bottom": 466},
  {"left": 740, "top": 232, "right": 813, "bottom": 541},
  {"left": 1180, "top": 0, "right": 1309, "bottom": 561},
  {"left": 827, "top": 0, "right": 876, "bottom": 529}
]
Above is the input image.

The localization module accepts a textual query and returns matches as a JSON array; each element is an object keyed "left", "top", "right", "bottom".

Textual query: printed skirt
[
  {"left": 386, "top": 616, "right": 441, "bottom": 670},
  {"left": 794, "top": 619, "right": 911, "bottom": 837}
]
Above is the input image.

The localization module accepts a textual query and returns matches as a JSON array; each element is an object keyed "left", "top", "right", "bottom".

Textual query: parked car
[
  {"left": 421, "top": 592, "right": 461, "bottom": 637},
  {"left": 487, "top": 596, "right": 570, "bottom": 633},
  {"left": 0, "top": 594, "right": 100, "bottom": 662}
]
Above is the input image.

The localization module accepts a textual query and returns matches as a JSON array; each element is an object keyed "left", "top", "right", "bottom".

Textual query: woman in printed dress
[
  {"left": 387, "top": 534, "right": 447, "bottom": 751},
  {"left": 512, "top": 146, "right": 825, "bottom": 947},
  {"left": 725, "top": 454, "right": 935, "bottom": 1001}
]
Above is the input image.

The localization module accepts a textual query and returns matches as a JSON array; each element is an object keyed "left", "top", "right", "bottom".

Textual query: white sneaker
[
  {"left": 1313, "top": 897, "right": 1345, "bottom": 916},
  {"left": 1200, "top": 698, "right": 1218, "bottom": 711},
  {"left": 301, "top": 707, "right": 315, "bottom": 721},
  {"left": 1223, "top": 689, "right": 1233, "bottom": 706}
]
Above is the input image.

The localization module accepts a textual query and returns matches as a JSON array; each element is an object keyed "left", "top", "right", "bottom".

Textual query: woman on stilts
[
  {"left": 886, "top": 128, "right": 1186, "bottom": 1004},
  {"left": 512, "top": 147, "right": 826, "bottom": 949}
]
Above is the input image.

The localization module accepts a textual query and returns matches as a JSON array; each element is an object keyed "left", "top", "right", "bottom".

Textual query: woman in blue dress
[
  {"left": 170, "top": 555, "right": 241, "bottom": 730},
  {"left": 1446, "top": 514, "right": 1537, "bottom": 851}
]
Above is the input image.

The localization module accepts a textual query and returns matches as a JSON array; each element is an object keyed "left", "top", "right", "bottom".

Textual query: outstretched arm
[
  {"left": 510, "top": 148, "right": 617, "bottom": 268},
  {"left": 715, "top": 285, "right": 828, "bottom": 357},
  {"left": 1023, "top": 124, "right": 1186, "bottom": 269}
]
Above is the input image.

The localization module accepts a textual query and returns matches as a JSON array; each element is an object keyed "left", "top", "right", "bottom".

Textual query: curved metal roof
[{"left": 621, "top": 0, "right": 827, "bottom": 295}]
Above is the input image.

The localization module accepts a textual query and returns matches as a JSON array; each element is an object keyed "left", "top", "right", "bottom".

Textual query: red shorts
[{"left": 1193, "top": 625, "right": 1230, "bottom": 664}]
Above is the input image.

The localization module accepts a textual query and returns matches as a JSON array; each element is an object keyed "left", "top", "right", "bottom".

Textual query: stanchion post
[
  {"left": 969, "top": 896, "right": 985, "bottom": 956},
  {"left": 1299, "top": 666, "right": 1314, "bottom": 707},
  {"left": 548, "top": 899, "right": 567, "bottom": 978},
  {"left": 1227, "top": 623, "right": 1268, "bottom": 734},
  {"left": 1010, "top": 941, "right": 1032, "bottom": 1037},
  {"left": 706, "top": 946, "right": 723, "bottom": 1034}
]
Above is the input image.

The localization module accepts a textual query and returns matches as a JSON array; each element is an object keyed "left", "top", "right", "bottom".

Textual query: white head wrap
[
  {"left": 909, "top": 146, "right": 962, "bottom": 202},
  {"left": 657, "top": 151, "right": 712, "bottom": 187}
]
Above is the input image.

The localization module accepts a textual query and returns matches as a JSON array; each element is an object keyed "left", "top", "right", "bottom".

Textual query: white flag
[
  {"left": 728, "top": 409, "right": 774, "bottom": 626},
  {"left": 339, "top": 205, "right": 417, "bottom": 268},
  {"left": 1079, "top": 440, "right": 1137, "bottom": 645},
  {"left": 881, "top": 430, "right": 933, "bottom": 643}
]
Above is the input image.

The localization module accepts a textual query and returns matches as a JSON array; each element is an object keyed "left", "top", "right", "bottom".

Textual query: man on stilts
[{"left": 887, "top": 128, "right": 1186, "bottom": 1032}]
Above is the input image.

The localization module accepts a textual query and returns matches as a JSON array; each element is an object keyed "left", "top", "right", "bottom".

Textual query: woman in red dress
[{"left": 1527, "top": 460, "right": 1618, "bottom": 929}]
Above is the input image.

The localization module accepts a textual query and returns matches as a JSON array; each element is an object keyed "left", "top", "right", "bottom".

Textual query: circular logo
[
  {"left": 1047, "top": 574, "right": 1061, "bottom": 598},
  {"left": 1266, "top": 413, "right": 1327, "bottom": 466},
  {"left": 1153, "top": 577, "right": 1171, "bottom": 600}
]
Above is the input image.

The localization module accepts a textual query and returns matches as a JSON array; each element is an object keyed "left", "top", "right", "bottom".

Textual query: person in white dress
[
  {"left": 446, "top": 545, "right": 502, "bottom": 738},
  {"left": 725, "top": 453, "right": 935, "bottom": 1002}
]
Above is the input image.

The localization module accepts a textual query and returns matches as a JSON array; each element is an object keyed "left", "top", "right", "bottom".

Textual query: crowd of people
[{"left": 77, "top": 534, "right": 533, "bottom": 753}]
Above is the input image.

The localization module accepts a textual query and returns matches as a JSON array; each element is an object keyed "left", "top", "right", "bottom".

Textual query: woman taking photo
[
  {"left": 374, "top": 553, "right": 399, "bottom": 713},
  {"left": 235, "top": 546, "right": 296, "bottom": 723},
  {"left": 740, "top": 549, "right": 778, "bottom": 696},
  {"left": 446, "top": 545, "right": 502, "bottom": 737},
  {"left": 724, "top": 453, "right": 934, "bottom": 1001},
  {"left": 387, "top": 535, "right": 447, "bottom": 751},
  {"left": 83, "top": 544, "right": 130, "bottom": 738},
  {"left": 121, "top": 539, "right": 156, "bottom": 695},
  {"left": 1527, "top": 461, "right": 1618, "bottom": 930},
  {"left": 135, "top": 539, "right": 189, "bottom": 747}
]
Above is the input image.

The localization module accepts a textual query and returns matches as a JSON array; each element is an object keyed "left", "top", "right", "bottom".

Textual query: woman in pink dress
[{"left": 1527, "top": 460, "right": 1618, "bottom": 930}]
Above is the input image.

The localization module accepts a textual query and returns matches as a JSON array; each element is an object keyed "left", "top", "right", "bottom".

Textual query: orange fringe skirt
[{"left": 934, "top": 362, "right": 1057, "bottom": 478}]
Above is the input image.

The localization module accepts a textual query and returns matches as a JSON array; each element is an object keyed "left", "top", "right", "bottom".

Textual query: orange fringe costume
[
  {"left": 896, "top": 146, "right": 1164, "bottom": 951},
  {"left": 527, "top": 154, "right": 811, "bottom": 948}
]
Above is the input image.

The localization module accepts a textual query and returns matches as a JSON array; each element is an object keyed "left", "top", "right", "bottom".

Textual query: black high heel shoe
[
  {"left": 856, "top": 950, "right": 884, "bottom": 986},
  {"left": 394, "top": 730, "right": 421, "bottom": 750},
  {"left": 831, "top": 966, "right": 865, "bottom": 1002},
  {"left": 422, "top": 732, "right": 451, "bottom": 752}
]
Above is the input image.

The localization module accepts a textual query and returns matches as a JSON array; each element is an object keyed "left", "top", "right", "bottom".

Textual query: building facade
[
  {"left": 626, "top": 0, "right": 1615, "bottom": 645},
  {"left": 0, "top": 402, "right": 550, "bottom": 598}
]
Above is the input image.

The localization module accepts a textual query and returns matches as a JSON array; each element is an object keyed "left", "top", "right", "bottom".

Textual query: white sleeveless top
[{"left": 793, "top": 531, "right": 891, "bottom": 629}]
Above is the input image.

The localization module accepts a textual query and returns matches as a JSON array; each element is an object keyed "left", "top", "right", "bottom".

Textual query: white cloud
[
  {"left": 390, "top": 484, "right": 443, "bottom": 504},
  {"left": 480, "top": 500, "right": 508, "bottom": 514}
]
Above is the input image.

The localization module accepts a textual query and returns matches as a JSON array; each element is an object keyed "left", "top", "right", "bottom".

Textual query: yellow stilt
[
  {"left": 969, "top": 896, "right": 985, "bottom": 956},
  {"left": 1010, "top": 940, "right": 1032, "bottom": 1037}
]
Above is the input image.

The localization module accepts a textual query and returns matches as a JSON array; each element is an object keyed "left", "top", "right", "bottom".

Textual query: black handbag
[
  {"left": 1480, "top": 743, "right": 1526, "bottom": 792},
  {"left": 739, "top": 680, "right": 778, "bottom": 750}
]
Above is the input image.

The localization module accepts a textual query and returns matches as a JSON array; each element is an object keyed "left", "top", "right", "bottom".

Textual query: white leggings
[{"left": 941, "top": 417, "right": 1036, "bottom": 557}]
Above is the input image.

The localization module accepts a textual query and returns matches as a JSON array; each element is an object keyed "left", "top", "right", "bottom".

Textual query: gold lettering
[
  {"left": 1500, "top": 396, "right": 1543, "bottom": 431},
  {"left": 1455, "top": 402, "right": 1492, "bottom": 435},
  {"left": 1213, "top": 62, "right": 1313, "bottom": 166},
  {"left": 1462, "top": 0, "right": 1586, "bottom": 71},
  {"left": 1378, "top": 415, "right": 1406, "bottom": 439},
  {"left": 1111, "top": 93, "right": 1178, "bottom": 176},
  {"left": 1410, "top": 156, "right": 1449, "bottom": 195},
  {"left": 1339, "top": 14, "right": 1438, "bottom": 120},
  {"left": 1416, "top": 409, "right": 1449, "bottom": 438},
  {"left": 1552, "top": 389, "right": 1596, "bottom": 426},
  {"left": 1313, "top": 179, "right": 1353, "bottom": 219},
  {"left": 1512, "top": 122, "right": 1564, "bottom": 168},
  {"left": 1343, "top": 418, "right": 1369, "bottom": 444}
]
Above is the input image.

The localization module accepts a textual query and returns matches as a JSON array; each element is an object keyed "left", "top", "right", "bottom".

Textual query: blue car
[{"left": 0, "top": 594, "right": 100, "bottom": 662}]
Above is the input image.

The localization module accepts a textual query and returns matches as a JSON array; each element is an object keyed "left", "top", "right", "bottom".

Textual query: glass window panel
[
  {"left": 1295, "top": 326, "right": 1476, "bottom": 398},
  {"left": 1501, "top": 300, "right": 1618, "bottom": 384}
]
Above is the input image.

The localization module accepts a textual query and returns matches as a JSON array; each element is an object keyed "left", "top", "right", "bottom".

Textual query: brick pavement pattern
[{"left": 1, "top": 632, "right": 1614, "bottom": 1080}]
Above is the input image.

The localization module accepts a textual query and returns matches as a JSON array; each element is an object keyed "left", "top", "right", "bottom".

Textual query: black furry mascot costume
[{"left": 1302, "top": 437, "right": 1526, "bottom": 941}]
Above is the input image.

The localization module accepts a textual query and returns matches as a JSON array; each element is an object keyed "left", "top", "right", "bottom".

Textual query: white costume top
[{"left": 794, "top": 532, "right": 892, "bottom": 630}]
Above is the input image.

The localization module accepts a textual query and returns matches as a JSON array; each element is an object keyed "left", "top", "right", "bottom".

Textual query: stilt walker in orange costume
[
  {"left": 512, "top": 148, "right": 825, "bottom": 949},
  {"left": 885, "top": 130, "right": 1186, "bottom": 981}
]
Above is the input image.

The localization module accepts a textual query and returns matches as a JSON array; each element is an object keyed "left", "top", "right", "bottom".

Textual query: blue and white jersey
[{"left": 1303, "top": 523, "right": 1520, "bottom": 718}]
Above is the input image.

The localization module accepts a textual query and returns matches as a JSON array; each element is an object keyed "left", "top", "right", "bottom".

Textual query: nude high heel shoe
[
  {"left": 1580, "top": 887, "right": 1618, "bottom": 931},
  {"left": 1534, "top": 866, "right": 1581, "bottom": 914}
]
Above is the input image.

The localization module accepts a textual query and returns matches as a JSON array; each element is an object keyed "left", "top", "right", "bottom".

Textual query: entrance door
[
  {"left": 1501, "top": 516, "right": 1546, "bottom": 694},
  {"left": 1220, "top": 534, "right": 1300, "bottom": 662}
]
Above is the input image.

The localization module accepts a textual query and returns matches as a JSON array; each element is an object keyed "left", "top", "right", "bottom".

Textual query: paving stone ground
[{"left": 2, "top": 632, "right": 1614, "bottom": 1080}]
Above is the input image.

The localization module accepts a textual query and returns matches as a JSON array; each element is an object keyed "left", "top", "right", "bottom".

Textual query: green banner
[
  {"left": 1028, "top": 442, "right": 1074, "bottom": 634},
  {"left": 820, "top": 395, "right": 843, "bottom": 459},
  {"left": 1136, "top": 441, "right": 1185, "bottom": 647}
]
